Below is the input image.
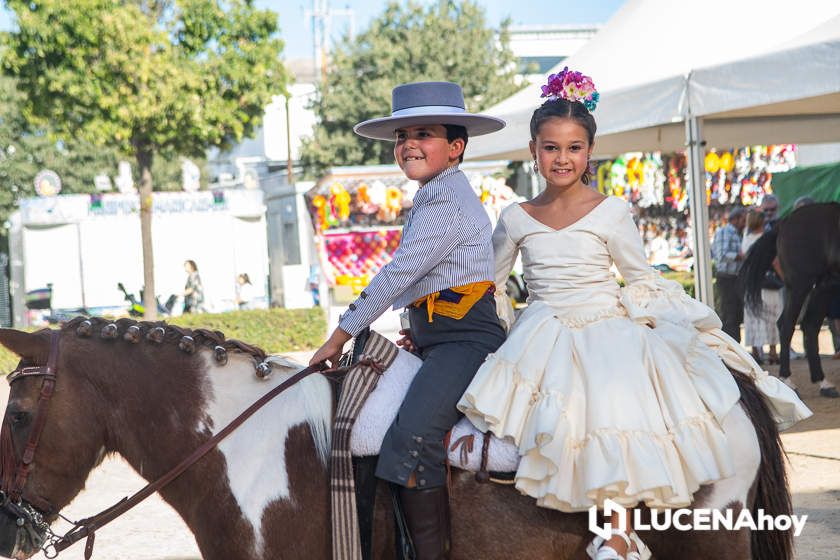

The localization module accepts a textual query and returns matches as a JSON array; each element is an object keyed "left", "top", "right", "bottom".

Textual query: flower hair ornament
[{"left": 540, "top": 67, "right": 600, "bottom": 112}]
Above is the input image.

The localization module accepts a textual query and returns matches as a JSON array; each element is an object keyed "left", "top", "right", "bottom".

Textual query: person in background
[
  {"left": 759, "top": 194, "right": 779, "bottom": 231},
  {"left": 235, "top": 273, "right": 254, "bottom": 310},
  {"left": 793, "top": 195, "right": 815, "bottom": 210},
  {"left": 741, "top": 210, "right": 782, "bottom": 364},
  {"left": 711, "top": 206, "right": 746, "bottom": 342},
  {"left": 183, "top": 260, "right": 205, "bottom": 313},
  {"left": 307, "top": 264, "right": 321, "bottom": 307}
]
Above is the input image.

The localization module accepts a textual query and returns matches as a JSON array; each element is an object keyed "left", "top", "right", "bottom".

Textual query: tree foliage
[
  {"left": 300, "top": 0, "right": 521, "bottom": 177},
  {"left": 0, "top": 76, "right": 119, "bottom": 239},
  {"left": 0, "top": 75, "right": 206, "bottom": 242},
  {"left": 2, "top": 0, "right": 287, "bottom": 317},
  {"left": 3, "top": 0, "right": 286, "bottom": 157}
]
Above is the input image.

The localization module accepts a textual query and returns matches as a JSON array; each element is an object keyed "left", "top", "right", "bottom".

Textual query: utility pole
[
  {"left": 285, "top": 93, "right": 294, "bottom": 184},
  {"left": 305, "top": 0, "right": 355, "bottom": 88}
]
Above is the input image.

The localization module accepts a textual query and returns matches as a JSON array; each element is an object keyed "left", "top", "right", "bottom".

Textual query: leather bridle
[
  {"left": 1, "top": 328, "right": 329, "bottom": 559},
  {"left": 2, "top": 331, "right": 60, "bottom": 516}
]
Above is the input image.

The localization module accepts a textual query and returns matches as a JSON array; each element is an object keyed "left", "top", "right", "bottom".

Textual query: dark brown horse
[
  {"left": 740, "top": 202, "right": 840, "bottom": 391},
  {"left": 0, "top": 317, "right": 794, "bottom": 559}
]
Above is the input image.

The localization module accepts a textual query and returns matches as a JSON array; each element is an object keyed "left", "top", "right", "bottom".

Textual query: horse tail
[
  {"left": 739, "top": 229, "right": 778, "bottom": 313},
  {"left": 731, "top": 370, "right": 793, "bottom": 560}
]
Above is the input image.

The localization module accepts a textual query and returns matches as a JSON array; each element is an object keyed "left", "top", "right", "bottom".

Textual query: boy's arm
[{"left": 338, "top": 189, "right": 462, "bottom": 336}]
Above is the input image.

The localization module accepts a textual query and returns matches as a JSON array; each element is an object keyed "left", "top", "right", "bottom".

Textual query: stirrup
[{"left": 585, "top": 529, "right": 631, "bottom": 560}]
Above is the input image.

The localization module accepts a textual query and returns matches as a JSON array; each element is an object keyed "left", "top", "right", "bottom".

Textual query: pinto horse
[
  {"left": 0, "top": 318, "right": 794, "bottom": 559},
  {"left": 740, "top": 202, "right": 840, "bottom": 387}
]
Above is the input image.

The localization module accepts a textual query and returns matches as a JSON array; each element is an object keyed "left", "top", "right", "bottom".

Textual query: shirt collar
[{"left": 423, "top": 164, "right": 460, "bottom": 187}]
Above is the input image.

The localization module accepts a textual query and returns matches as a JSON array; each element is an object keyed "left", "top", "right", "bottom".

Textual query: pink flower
[{"left": 540, "top": 67, "right": 599, "bottom": 111}]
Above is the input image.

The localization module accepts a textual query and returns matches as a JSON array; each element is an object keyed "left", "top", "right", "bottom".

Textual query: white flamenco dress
[{"left": 457, "top": 197, "right": 811, "bottom": 512}]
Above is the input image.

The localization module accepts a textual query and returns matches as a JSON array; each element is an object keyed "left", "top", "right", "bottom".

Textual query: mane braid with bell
[{"left": 63, "top": 316, "right": 268, "bottom": 363}]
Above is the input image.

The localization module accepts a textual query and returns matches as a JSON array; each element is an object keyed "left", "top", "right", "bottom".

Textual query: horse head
[
  {"left": 0, "top": 327, "right": 110, "bottom": 558},
  {"left": 0, "top": 319, "right": 335, "bottom": 560}
]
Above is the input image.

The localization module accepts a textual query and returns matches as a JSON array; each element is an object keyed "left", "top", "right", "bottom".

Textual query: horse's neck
[{"left": 106, "top": 351, "right": 334, "bottom": 559}]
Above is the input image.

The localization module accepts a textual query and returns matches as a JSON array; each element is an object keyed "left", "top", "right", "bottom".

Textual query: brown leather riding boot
[{"left": 398, "top": 485, "right": 451, "bottom": 560}]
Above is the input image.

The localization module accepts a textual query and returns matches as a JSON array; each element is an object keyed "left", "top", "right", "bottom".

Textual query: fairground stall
[
  {"left": 305, "top": 162, "right": 520, "bottom": 301},
  {"left": 589, "top": 144, "right": 796, "bottom": 271}
]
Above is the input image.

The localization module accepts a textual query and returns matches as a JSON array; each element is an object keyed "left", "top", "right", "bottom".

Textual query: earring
[{"left": 532, "top": 160, "right": 538, "bottom": 174}]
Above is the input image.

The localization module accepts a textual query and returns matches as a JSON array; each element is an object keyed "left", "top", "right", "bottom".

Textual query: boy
[{"left": 310, "top": 81, "right": 506, "bottom": 559}]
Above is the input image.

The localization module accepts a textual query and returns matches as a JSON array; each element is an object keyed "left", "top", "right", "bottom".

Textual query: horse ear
[{"left": 0, "top": 329, "right": 51, "bottom": 362}]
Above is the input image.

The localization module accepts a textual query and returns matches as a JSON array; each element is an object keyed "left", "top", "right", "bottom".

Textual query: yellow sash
[{"left": 412, "top": 281, "right": 494, "bottom": 323}]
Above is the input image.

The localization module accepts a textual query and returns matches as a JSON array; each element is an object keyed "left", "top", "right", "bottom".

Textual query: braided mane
[{"left": 62, "top": 316, "right": 267, "bottom": 362}]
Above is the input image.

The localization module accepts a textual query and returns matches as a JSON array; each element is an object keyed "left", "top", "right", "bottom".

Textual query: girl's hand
[{"left": 396, "top": 329, "right": 417, "bottom": 353}]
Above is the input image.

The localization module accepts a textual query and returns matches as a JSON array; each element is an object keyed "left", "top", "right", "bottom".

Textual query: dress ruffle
[
  {"left": 620, "top": 272, "right": 811, "bottom": 430},
  {"left": 515, "top": 411, "right": 735, "bottom": 512},
  {"left": 458, "top": 276, "right": 812, "bottom": 513}
]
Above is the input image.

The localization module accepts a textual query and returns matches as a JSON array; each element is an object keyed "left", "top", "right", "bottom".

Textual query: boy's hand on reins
[{"left": 310, "top": 327, "right": 352, "bottom": 368}]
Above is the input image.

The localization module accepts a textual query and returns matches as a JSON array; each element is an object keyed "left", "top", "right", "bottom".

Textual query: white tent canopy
[
  {"left": 467, "top": 0, "right": 840, "bottom": 304},
  {"left": 468, "top": 0, "right": 840, "bottom": 160}
]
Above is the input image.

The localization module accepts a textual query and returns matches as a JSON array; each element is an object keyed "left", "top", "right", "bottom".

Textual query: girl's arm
[
  {"left": 492, "top": 214, "right": 519, "bottom": 330},
  {"left": 606, "top": 209, "right": 656, "bottom": 286}
]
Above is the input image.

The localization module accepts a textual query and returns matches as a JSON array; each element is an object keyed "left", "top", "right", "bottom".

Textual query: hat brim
[{"left": 353, "top": 113, "right": 505, "bottom": 141}]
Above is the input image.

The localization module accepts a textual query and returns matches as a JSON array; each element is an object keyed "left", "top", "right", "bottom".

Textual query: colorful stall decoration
[
  {"left": 318, "top": 228, "right": 402, "bottom": 293},
  {"left": 307, "top": 165, "right": 519, "bottom": 291},
  {"left": 591, "top": 144, "right": 796, "bottom": 210}
]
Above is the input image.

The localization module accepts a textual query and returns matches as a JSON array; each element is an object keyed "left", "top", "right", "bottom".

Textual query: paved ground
[{"left": 5, "top": 326, "right": 839, "bottom": 559}]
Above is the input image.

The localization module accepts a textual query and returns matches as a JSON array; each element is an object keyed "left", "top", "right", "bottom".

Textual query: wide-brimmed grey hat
[{"left": 354, "top": 81, "right": 506, "bottom": 141}]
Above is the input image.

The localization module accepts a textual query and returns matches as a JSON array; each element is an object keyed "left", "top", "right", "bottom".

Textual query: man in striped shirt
[
  {"left": 310, "top": 82, "right": 506, "bottom": 559},
  {"left": 711, "top": 206, "right": 746, "bottom": 342}
]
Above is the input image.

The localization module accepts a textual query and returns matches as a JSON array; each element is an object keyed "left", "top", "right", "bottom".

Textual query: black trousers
[
  {"left": 715, "top": 274, "right": 744, "bottom": 343},
  {"left": 375, "top": 292, "right": 505, "bottom": 489}
]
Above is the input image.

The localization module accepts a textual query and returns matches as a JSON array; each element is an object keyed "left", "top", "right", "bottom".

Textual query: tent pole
[{"left": 685, "top": 115, "right": 714, "bottom": 305}]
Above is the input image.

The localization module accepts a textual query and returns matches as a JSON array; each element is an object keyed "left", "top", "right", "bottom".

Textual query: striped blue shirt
[
  {"left": 711, "top": 223, "right": 742, "bottom": 276},
  {"left": 338, "top": 166, "right": 495, "bottom": 336}
]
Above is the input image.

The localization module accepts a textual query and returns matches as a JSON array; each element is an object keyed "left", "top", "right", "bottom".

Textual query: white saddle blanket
[{"left": 349, "top": 348, "right": 520, "bottom": 473}]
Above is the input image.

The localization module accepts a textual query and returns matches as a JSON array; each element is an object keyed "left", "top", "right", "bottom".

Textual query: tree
[
  {"left": 0, "top": 75, "right": 208, "bottom": 252},
  {"left": 299, "top": 0, "right": 522, "bottom": 177},
  {"left": 0, "top": 76, "right": 120, "bottom": 244},
  {"left": 3, "top": 0, "right": 287, "bottom": 318}
]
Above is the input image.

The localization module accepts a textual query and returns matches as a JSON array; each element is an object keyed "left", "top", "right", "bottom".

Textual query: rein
[{"left": 3, "top": 330, "right": 328, "bottom": 560}]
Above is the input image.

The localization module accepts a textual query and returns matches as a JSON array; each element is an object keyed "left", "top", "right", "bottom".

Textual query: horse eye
[{"left": 8, "top": 411, "right": 29, "bottom": 427}]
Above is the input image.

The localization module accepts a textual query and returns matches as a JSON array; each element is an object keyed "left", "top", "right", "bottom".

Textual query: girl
[
  {"left": 741, "top": 210, "right": 782, "bottom": 365},
  {"left": 457, "top": 69, "right": 810, "bottom": 560},
  {"left": 235, "top": 273, "right": 254, "bottom": 310},
  {"left": 183, "top": 259, "right": 204, "bottom": 313}
]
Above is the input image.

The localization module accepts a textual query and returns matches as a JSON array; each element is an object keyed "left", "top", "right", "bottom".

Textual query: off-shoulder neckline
[{"left": 514, "top": 196, "right": 614, "bottom": 232}]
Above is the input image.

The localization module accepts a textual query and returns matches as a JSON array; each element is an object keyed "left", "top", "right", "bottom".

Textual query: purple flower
[{"left": 539, "top": 67, "right": 599, "bottom": 111}]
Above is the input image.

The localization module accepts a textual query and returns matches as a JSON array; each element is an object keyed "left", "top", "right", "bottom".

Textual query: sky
[{"left": 0, "top": 1, "right": 626, "bottom": 60}]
